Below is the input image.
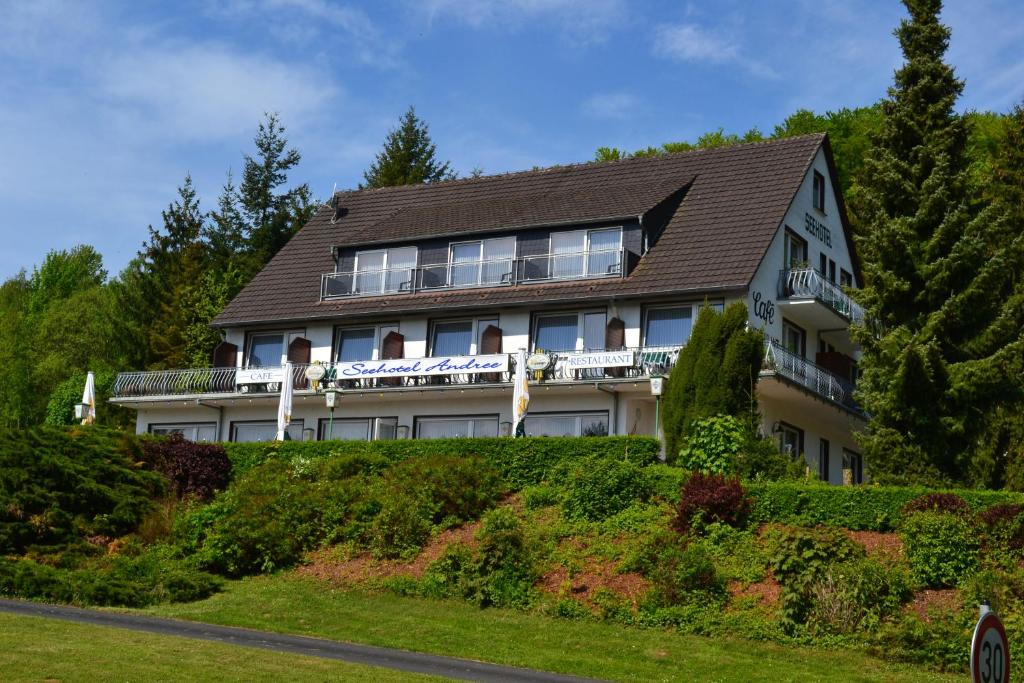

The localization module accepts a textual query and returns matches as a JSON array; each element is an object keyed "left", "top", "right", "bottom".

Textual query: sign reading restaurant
[{"left": 556, "top": 350, "right": 635, "bottom": 370}]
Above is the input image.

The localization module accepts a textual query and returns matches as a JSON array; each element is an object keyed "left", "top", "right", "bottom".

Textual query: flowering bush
[{"left": 673, "top": 473, "right": 751, "bottom": 533}]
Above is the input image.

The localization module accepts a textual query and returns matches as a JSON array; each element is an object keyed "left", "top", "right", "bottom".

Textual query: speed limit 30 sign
[{"left": 972, "top": 608, "right": 1010, "bottom": 683}]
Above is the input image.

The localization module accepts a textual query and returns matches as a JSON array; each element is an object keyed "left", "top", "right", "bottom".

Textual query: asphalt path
[{"left": 0, "top": 598, "right": 600, "bottom": 683}]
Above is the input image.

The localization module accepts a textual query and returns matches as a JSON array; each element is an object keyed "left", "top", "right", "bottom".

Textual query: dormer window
[
  {"left": 812, "top": 171, "right": 826, "bottom": 212},
  {"left": 449, "top": 237, "right": 515, "bottom": 287},
  {"left": 354, "top": 246, "right": 417, "bottom": 295}
]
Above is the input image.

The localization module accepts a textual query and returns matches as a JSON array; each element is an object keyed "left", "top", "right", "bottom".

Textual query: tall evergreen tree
[
  {"left": 362, "top": 106, "right": 453, "bottom": 189},
  {"left": 852, "top": 0, "right": 1024, "bottom": 484},
  {"left": 205, "top": 171, "right": 247, "bottom": 270}
]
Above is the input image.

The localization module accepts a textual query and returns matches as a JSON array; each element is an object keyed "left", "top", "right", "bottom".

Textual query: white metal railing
[
  {"left": 321, "top": 248, "right": 625, "bottom": 300},
  {"left": 779, "top": 268, "right": 865, "bottom": 323},
  {"left": 111, "top": 346, "right": 679, "bottom": 399},
  {"left": 761, "top": 340, "right": 861, "bottom": 413}
]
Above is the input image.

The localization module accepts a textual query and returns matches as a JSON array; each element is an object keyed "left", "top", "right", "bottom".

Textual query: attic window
[{"left": 812, "top": 171, "right": 826, "bottom": 212}]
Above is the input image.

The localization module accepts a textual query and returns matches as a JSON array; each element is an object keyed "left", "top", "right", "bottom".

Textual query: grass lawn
[
  {"left": 143, "top": 575, "right": 960, "bottom": 683},
  {"left": 1, "top": 611, "right": 444, "bottom": 682}
]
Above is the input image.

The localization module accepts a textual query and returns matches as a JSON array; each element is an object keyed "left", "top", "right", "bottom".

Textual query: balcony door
[
  {"left": 354, "top": 247, "right": 416, "bottom": 294},
  {"left": 335, "top": 324, "right": 400, "bottom": 362},
  {"left": 449, "top": 237, "right": 515, "bottom": 287},
  {"left": 533, "top": 311, "right": 606, "bottom": 353},
  {"left": 549, "top": 227, "right": 622, "bottom": 279},
  {"left": 784, "top": 230, "right": 808, "bottom": 269},
  {"left": 246, "top": 330, "right": 304, "bottom": 367}
]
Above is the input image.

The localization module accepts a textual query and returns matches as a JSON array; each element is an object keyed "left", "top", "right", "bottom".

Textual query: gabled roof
[{"left": 213, "top": 134, "right": 830, "bottom": 327}]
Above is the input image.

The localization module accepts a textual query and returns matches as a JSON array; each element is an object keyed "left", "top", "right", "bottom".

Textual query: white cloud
[
  {"left": 415, "top": 0, "right": 627, "bottom": 44},
  {"left": 653, "top": 22, "right": 777, "bottom": 79},
  {"left": 582, "top": 92, "right": 640, "bottom": 119}
]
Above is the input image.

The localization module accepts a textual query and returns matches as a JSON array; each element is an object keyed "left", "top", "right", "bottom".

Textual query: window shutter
[
  {"left": 379, "top": 331, "right": 405, "bottom": 387},
  {"left": 287, "top": 337, "right": 312, "bottom": 389},
  {"left": 478, "top": 324, "right": 503, "bottom": 382},
  {"left": 604, "top": 317, "right": 626, "bottom": 378},
  {"left": 211, "top": 341, "right": 238, "bottom": 392}
]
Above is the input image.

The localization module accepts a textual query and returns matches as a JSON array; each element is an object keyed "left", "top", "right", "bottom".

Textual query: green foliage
[
  {"left": 679, "top": 415, "right": 745, "bottom": 474},
  {"left": 747, "top": 480, "right": 1024, "bottom": 531},
  {"left": 363, "top": 106, "right": 454, "bottom": 188},
  {"left": 804, "top": 557, "right": 913, "bottom": 636},
  {"left": 662, "top": 303, "right": 763, "bottom": 461},
  {"left": 0, "top": 427, "right": 164, "bottom": 554},
  {"left": 561, "top": 456, "right": 652, "bottom": 521},
  {"left": 868, "top": 610, "right": 972, "bottom": 672},
  {"left": 646, "top": 543, "right": 726, "bottom": 608},
  {"left": 595, "top": 127, "right": 764, "bottom": 162},
  {"left": 899, "top": 511, "right": 978, "bottom": 588},
  {"left": 44, "top": 370, "right": 133, "bottom": 429},
  {"left": 221, "top": 435, "right": 660, "bottom": 484}
]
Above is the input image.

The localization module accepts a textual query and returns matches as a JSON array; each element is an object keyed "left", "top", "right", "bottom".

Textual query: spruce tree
[
  {"left": 852, "top": 0, "right": 1024, "bottom": 484},
  {"left": 362, "top": 106, "right": 453, "bottom": 188}
]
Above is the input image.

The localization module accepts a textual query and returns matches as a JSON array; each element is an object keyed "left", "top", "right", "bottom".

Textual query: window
[
  {"left": 532, "top": 310, "right": 606, "bottom": 352},
  {"left": 549, "top": 227, "right": 622, "bottom": 279},
  {"left": 231, "top": 420, "right": 304, "bottom": 443},
  {"left": 778, "top": 422, "right": 804, "bottom": 458},
  {"left": 354, "top": 246, "right": 417, "bottom": 294},
  {"left": 524, "top": 412, "right": 609, "bottom": 437},
  {"left": 784, "top": 230, "right": 808, "bottom": 269},
  {"left": 414, "top": 415, "right": 499, "bottom": 439},
  {"left": 644, "top": 306, "right": 694, "bottom": 347},
  {"left": 782, "top": 319, "right": 806, "bottom": 357},
  {"left": 819, "top": 438, "right": 831, "bottom": 483},
  {"left": 819, "top": 253, "right": 827, "bottom": 277},
  {"left": 828, "top": 259, "right": 837, "bottom": 284},
  {"left": 843, "top": 449, "right": 864, "bottom": 484},
  {"left": 318, "top": 417, "right": 398, "bottom": 441},
  {"left": 150, "top": 423, "right": 218, "bottom": 442},
  {"left": 812, "top": 170, "right": 826, "bottom": 212},
  {"left": 335, "top": 324, "right": 400, "bottom": 362},
  {"left": 449, "top": 237, "right": 515, "bottom": 287},
  {"left": 246, "top": 330, "right": 304, "bottom": 367},
  {"left": 429, "top": 317, "right": 499, "bottom": 356},
  {"left": 840, "top": 269, "right": 853, "bottom": 288}
]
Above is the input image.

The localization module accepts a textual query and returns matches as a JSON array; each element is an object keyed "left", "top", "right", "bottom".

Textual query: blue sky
[{"left": 1, "top": 0, "right": 1022, "bottom": 279}]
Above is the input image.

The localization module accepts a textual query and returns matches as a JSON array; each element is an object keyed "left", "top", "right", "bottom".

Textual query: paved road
[{"left": 1, "top": 598, "right": 600, "bottom": 683}]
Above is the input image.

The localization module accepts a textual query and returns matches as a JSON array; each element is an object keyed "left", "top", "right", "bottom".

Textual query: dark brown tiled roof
[{"left": 213, "top": 134, "right": 828, "bottom": 327}]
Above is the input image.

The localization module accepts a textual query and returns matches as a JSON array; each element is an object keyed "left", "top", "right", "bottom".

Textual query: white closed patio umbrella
[
  {"left": 512, "top": 349, "right": 530, "bottom": 437},
  {"left": 80, "top": 371, "right": 96, "bottom": 425},
  {"left": 275, "top": 362, "right": 294, "bottom": 441}
]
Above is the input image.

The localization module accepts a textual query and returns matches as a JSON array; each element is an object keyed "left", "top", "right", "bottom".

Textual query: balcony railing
[
  {"left": 111, "top": 346, "right": 679, "bottom": 399},
  {"left": 321, "top": 248, "right": 625, "bottom": 300},
  {"left": 778, "top": 268, "right": 865, "bottom": 323},
  {"left": 761, "top": 340, "right": 862, "bottom": 414}
]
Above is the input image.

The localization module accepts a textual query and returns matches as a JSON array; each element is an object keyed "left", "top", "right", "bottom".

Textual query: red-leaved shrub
[
  {"left": 902, "top": 493, "right": 970, "bottom": 516},
  {"left": 980, "top": 503, "right": 1024, "bottom": 527},
  {"left": 141, "top": 434, "right": 231, "bottom": 501},
  {"left": 673, "top": 472, "right": 751, "bottom": 533}
]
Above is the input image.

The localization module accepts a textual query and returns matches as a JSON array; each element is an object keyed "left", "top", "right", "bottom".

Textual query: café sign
[
  {"left": 335, "top": 354, "right": 508, "bottom": 379},
  {"left": 237, "top": 368, "right": 285, "bottom": 385},
  {"left": 556, "top": 350, "right": 635, "bottom": 370}
]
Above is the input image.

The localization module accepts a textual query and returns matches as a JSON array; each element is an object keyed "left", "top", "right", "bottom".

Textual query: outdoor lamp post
[
  {"left": 324, "top": 388, "right": 339, "bottom": 440},
  {"left": 650, "top": 375, "right": 664, "bottom": 456}
]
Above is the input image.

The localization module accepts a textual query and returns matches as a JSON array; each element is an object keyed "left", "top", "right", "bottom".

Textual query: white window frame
[
  {"left": 230, "top": 419, "right": 305, "bottom": 443},
  {"left": 778, "top": 422, "right": 804, "bottom": 458},
  {"left": 784, "top": 229, "right": 809, "bottom": 269},
  {"left": 812, "top": 170, "right": 826, "bottom": 213},
  {"left": 523, "top": 411, "right": 610, "bottom": 437},
  {"left": 531, "top": 309, "right": 607, "bottom": 353},
  {"left": 548, "top": 227, "right": 623, "bottom": 278},
  {"left": 245, "top": 329, "right": 305, "bottom": 368},
  {"left": 641, "top": 302, "right": 722, "bottom": 348},
  {"left": 447, "top": 237, "right": 515, "bottom": 287},
  {"left": 334, "top": 323, "right": 401, "bottom": 362},
  {"left": 354, "top": 246, "right": 418, "bottom": 294},
  {"left": 428, "top": 317, "right": 500, "bottom": 356},
  {"left": 149, "top": 422, "right": 218, "bottom": 442},
  {"left": 413, "top": 415, "right": 500, "bottom": 439},
  {"left": 782, "top": 318, "right": 806, "bottom": 357},
  {"left": 317, "top": 416, "right": 399, "bottom": 441}
]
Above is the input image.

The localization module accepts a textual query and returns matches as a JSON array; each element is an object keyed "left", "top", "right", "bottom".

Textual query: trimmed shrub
[
  {"left": 369, "top": 495, "right": 432, "bottom": 559},
  {"left": 903, "top": 492, "right": 971, "bottom": 516},
  {"left": 673, "top": 473, "right": 751, "bottom": 532},
  {"left": 746, "top": 481, "right": 1024, "bottom": 531},
  {"left": 221, "top": 435, "right": 660, "bottom": 484},
  {"left": 900, "top": 511, "right": 979, "bottom": 588},
  {"left": 0, "top": 426, "right": 164, "bottom": 554},
  {"left": 141, "top": 434, "right": 231, "bottom": 501},
  {"left": 562, "top": 456, "right": 652, "bottom": 521}
]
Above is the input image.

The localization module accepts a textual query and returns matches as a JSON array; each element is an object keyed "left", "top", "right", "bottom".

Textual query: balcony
[
  {"left": 321, "top": 248, "right": 625, "bottom": 300},
  {"left": 777, "top": 268, "right": 866, "bottom": 325},
  {"left": 760, "top": 340, "right": 863, "bottom": 416},
  {"left": 111, "top": 345, "right": 681, "bottom": 400}
]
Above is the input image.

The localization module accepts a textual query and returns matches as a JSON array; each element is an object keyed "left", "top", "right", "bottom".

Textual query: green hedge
[
  {"left": 222, "top": 436, "right": 661, "bottom": 488},
  {"left": 747, "top": 481, "right": 1024, "bottom": 531}
]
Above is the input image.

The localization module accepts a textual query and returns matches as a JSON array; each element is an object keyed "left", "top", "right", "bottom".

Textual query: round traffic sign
[{"left": 972, "top": 611, "right": 1010, "bottom": 683}]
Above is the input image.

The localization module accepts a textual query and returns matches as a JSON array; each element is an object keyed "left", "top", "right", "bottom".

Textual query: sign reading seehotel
[
  {"left": 335, "top": 354, "right": 508, "bottom": 379},
  {"left": 556, "top": 350, "right": 635, "bottom": 370}
]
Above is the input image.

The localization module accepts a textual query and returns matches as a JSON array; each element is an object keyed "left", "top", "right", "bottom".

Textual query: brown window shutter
[
  {"left": 379, "top": 331, "right": 405, "bottom": 387},
  {"left": 211, "top": 341, "right": 238, "bottom": 391},
  {"left": 605, "top": 317, "right": 626, "bottom": 377},
  {"left": 478, "top": 324, "right": 503, "bottom": 382},
  {"left": 287, "top": 337, "right": 312, "bottom": 389}
]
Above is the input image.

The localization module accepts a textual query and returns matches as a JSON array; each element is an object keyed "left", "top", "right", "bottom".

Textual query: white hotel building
[{"left": 111, "top": 134, "right": 867, "bottom": 484}]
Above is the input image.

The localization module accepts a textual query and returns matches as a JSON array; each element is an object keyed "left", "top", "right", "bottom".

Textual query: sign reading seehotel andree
[
  {"left": 335, "top": 354, "right": 509, "bottom": 379},
  {"left": 556, "top": 350, "right": 635, "bottom": 370}
]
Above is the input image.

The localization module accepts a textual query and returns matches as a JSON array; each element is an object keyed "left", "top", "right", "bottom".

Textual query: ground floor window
[
  {"left": 524, "top": 411, "right": 609, "bottom": 437},
  {"left": 777, "top": 421, "right": 804, "bottom": 457},
  {"left": 843, "top": 449, "right": 864, "bottom": 484},
  {"left": 317, "top": 417, "right": 399, "bottom": 441},
  {"left": 149, "top": 422, "right": 217, "bottom": 442},
  {"left": 414, "top": 415, "right": 499, "bottom": 439},
  {"left": 230, "top": 420, "right": 305, "bottom": 443}
]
